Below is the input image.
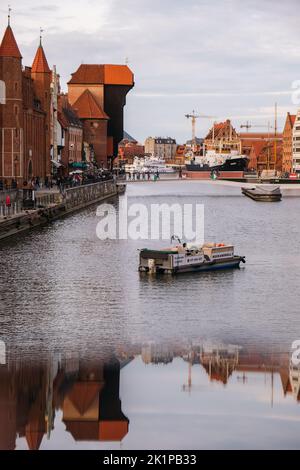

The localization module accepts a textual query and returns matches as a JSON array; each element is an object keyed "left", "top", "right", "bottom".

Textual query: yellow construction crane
[{"left": 185, "top": 111, "right": 215, "bottom": 151}]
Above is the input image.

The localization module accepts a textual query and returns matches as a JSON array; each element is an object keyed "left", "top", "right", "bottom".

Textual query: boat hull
[
  {"left": 241, "top": 188, "right": 282, "bottom": 202},
  {"left": 186, "top": 157, "right": 249, "bottom": 172},
  {"left": 139, "top": 256, "right": 245, "bottom": 275}
]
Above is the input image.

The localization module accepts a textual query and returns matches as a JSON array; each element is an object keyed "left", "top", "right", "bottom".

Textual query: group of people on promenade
[
  {"left": 126, "top": 167, "right": 183, "bottom": 181},
  {"left": 0, "top": 170, "right": 114, "bottom": 193},
  {"left": 126, "top": 170, "right": 160, "bottom": 181}
]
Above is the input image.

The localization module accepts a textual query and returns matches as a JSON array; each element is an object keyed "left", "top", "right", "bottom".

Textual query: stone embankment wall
[{"left": 0, "top": 181, "right": 119, "bottom": 241}]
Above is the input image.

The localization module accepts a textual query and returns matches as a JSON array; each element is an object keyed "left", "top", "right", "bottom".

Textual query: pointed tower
[
  {"left": 0, "top": 14, "right": 23, "bottom": 184},
  {"left": 31, "top": 31, "right": 52, "bottom": 177}
]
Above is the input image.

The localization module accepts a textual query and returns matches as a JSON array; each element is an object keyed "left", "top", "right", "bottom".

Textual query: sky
[{"left": 1, "top": 0, "right": 300, "bottom": 143}]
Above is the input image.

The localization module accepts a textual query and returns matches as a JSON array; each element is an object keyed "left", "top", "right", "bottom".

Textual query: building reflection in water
[
  {"left": 0, "top": 351, "right": 131, "bottom": 450},
  {"left": 141, "top": 341, "right": 300, "bottom": 402},
  {"left": 1, "top": 341, "right": 300, "bottom": 450}
]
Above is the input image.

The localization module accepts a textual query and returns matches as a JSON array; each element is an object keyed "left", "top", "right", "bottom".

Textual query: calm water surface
[{"left": 0, "top": 181, "right": 300, "bottom": 449}]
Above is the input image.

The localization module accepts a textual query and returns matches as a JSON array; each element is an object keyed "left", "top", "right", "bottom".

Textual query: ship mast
[{"left": 274, "top": 103, "right": 278, "bottom": 173}]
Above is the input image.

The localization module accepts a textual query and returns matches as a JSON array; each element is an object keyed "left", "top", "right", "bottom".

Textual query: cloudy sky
[{"left": 1, "top": 0, "right": 300, "bottom": 143}]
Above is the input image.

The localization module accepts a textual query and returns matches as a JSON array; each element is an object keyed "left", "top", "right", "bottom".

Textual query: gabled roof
[
  {"left": 285, "top": 113, "right": 296, "bottom": 129},
  {"left": 0, "top": 26, "right": 22, "bottom": 59},
  {"left": 73, "top": 90, "right": 109, "bottom": 120},
  {"left": 63, "top": 106, "right": 83, "bottom": 128},
  {"left": 123, "top": 131, "right": 137, "bottom": 143},
  {"left": 68, "top": 64, "right": 134, "bottom": 86},
  {"left": 205, "top": 120, "right": 236, "bottom": 140},
  {"left": 25, "top": 428, "right": 44, "bottom": 451},
  {"left": 67, "top": 382, "right": 102, "bottom": 415},
  {"left": 32, "top": 45, "right": 51, "bottom": 73}
]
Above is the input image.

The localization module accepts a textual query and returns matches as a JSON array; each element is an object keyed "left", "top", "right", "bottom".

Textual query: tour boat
[
  {"left": 139, "top": 241, "right": 245, "bottom": 275},
  {"left": 241, "top": 185, "right": 282, "bottom": 202},
  {"left": 125, "top": 156, "right": 176, "bottom": 175}
]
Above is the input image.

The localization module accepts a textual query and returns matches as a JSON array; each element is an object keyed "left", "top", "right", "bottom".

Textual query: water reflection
[
  {"left": 0, "top": 350, "right": 130, "bottom": 450},
  {"left": 1, "top": 341, "right": 300, "bottom": 450}
]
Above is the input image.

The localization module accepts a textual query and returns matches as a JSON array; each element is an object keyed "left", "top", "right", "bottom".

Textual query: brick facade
[
  {"left": 0, "top": 25, "right": 49, "bottom": 186},
  {"left": 282, "top": 113, "right": 296, "bottom": 174}
]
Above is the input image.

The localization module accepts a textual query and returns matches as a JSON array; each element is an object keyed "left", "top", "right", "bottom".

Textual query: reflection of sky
[{"left": 16, "top": 356, "right": 300, "bottom": 450}]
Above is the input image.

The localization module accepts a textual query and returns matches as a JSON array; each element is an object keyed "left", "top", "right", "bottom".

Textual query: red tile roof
[
  {"left": 68, "top": 64, "right": 134, "bottom": 86},
  {"left": 67, "top": 382, "right": 102, "bottom": 415},
  {"left": 240, "top": 132, "right": 283, "bottom": 139},
  {"left": 0, "top": 26, "right": 22, "bottom": 58},
  {"left": 32, "top": 45, "right": 51, "bottom": 73},
  {"left": 73, "top": 90, "right": 109, "bottom": 120}
]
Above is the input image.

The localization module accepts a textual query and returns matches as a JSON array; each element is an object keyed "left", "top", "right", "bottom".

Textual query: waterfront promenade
[{"left": 0, "top": 180, "right": 120, "bottom": 241}]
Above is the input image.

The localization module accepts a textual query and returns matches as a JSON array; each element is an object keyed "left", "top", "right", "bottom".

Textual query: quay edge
[{"left": 0, "top": 181, "right": 124, "bottom": 242}]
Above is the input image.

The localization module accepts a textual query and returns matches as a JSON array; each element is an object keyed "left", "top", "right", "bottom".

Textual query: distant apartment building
[
  {"left": 282, "top": 113, "right": 296, "bottom": 174},
  {"left": 144, "top": 137, "right": 177, "bottom": 160},
  {"left": 292, "top": 110, "right": 300, "bottom": 173}
]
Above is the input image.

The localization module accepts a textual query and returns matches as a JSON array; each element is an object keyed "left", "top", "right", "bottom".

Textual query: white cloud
[{"left": 1, "top": 0, "right": 299, "bottom": 142}]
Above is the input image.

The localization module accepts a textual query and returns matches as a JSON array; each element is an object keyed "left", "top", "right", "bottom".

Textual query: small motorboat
[{"left": 241, "top": 185, "right": 282, "bottom": 202}]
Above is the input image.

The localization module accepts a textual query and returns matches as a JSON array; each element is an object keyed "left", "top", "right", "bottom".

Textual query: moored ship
[
  {"left": 125, "top": 156, "right": 176, "bottom": 175},
  {"left": 185, "top": 150, "right": 249, "bottom": 173},
  {"left": 139, "top": 241, "right": 245, "bottom": 275}
]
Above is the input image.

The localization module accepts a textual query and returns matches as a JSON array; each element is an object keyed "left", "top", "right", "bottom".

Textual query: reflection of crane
[
  {"left": 182, "top": 360, "right": 192, "bottom": 393},
  {"left": 185, "top": 111, "right": 215, "bottom": 151}
]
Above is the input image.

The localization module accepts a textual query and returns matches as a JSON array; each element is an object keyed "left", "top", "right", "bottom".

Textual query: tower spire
[
  {"left": 8, "top": 5, "right": 11, "bottom": 26},
  {"left": 39, "top": 27, "right": 44, "bottom": 46}
]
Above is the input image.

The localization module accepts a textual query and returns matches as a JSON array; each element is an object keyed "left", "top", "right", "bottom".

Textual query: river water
[{"left": 0, "top": 180, "right": 300, "bottom": 449}]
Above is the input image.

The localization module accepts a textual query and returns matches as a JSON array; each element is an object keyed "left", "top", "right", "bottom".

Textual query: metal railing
[{"left": 0, "top": 200, "right": 22, "bottom": 217}]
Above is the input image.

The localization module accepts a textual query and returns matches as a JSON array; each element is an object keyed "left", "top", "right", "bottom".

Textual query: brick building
[
  {"left": 118, "top": 132, "right": 144, "bottom": 164},
  {"left": 205, "top": 120, "right": 241, "bottom": 152},
  {"left": 240, "top": 132, "right": 283, "bottom": 172},
  {"left": 68, "top": 64, "right": 134, "bottom": 168},
  {"left": 249, "top": 140, "right": 283, "bottom": 173},
  {"left": 0, "top": 19, "right": 134, "bottom": 184},
  {"left": 282, "top": 113, "right": 296, "bottom": 174},
  {"left": 0, "top": 21, "right": 51, "bottom": 186},
  {"left": 57, "top": 94, "right": 83, "bottom": 173}
]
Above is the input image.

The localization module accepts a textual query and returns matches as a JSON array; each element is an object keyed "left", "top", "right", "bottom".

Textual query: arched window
[{"left": 0, "top": 80, "right": 5, "bottom": 105}]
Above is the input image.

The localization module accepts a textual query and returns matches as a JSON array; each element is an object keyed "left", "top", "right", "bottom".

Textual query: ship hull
[
  {"left": 241, "top": 189, "right": 282, "bottom": 202},
  {"left": 186, "top": 157, "right": 249, "bottom": 172}
]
